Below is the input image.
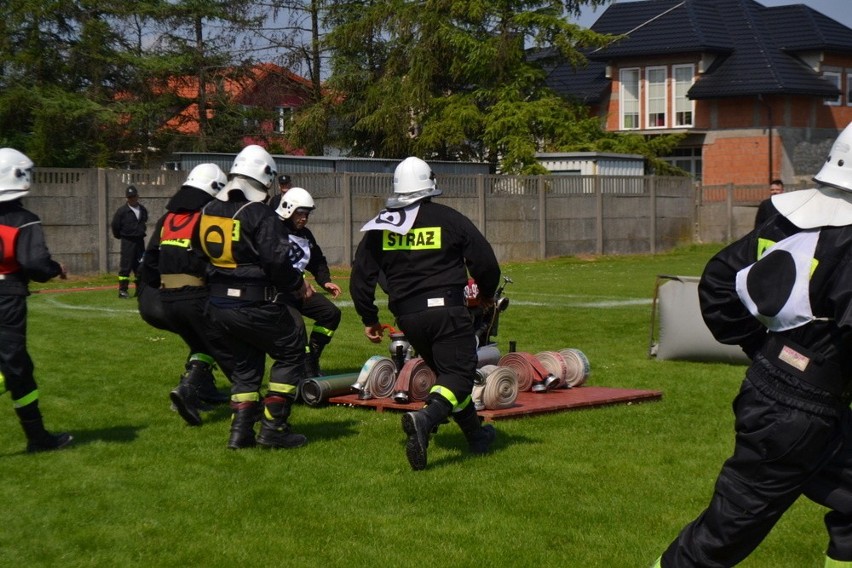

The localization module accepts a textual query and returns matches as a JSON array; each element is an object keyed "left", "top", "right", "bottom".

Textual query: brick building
[{"left": 546, "top": 0, "right": 852, "bottom": 185}]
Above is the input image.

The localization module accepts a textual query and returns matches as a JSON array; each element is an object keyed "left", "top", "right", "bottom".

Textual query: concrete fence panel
[{"left": 25, "top": 170, "right": 696, "bottom": 274}]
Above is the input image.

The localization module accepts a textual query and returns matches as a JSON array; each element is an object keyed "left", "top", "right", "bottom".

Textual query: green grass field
[{"left": 0, "top": 244, "right": 831, "bottom": 567}]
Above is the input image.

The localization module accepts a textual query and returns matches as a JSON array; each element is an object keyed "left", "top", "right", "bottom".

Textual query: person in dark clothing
[
  {"left": 350, "top": 156, "right": 501, "bottom": 470},
  {"left": 138, "top": 164, "right": 234, "bottom": 426},
  {"left": 274, "top": 186, "right": 342, "bottom": 377},
  {"left": 753, "top": 178, "right": 784, "bottom": 229},
  {"left": 653, "top": 124, "right": 852, "bottom": 568},
  {"left": 198, "top": 145, "right": 310, "bottom": 450},
  {"left": 111, "top": 185, "right": 148, "bottom": 298},
  {"left": 0, "top": 148, "right": 72, "bottom": 453},
  {"left": 268, "top": 174, "right": 293, "bottom": 212}
]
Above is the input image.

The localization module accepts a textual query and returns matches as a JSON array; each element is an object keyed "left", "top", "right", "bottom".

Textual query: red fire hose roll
[{"left": 498, "top": 352, "right": 551, "bottom": 392}]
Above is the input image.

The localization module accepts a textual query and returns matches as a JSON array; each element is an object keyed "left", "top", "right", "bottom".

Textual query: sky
[{"left": 574, "top": 0, "right": 852, "bottom": 30}]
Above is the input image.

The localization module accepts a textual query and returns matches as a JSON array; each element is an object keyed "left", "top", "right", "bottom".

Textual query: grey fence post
[
  {"left": 726, "top": 182, "right": 734, "bottom": 242},
  {"left": 595, "top": 174, "right": 603, "bottom": 255},
  {"left": 538, "top": 176, "right": 546, "bottom": 259},
  {"left": 342, "top": 173, "right": 352, "bottom": 266},
  {"left": 649, "top": 175, "right": 657, "bottom": 254},
  {"left": 97, "top": 168, "right": 108, "bottom": 273},
  {"left": 476, "top": 175, "right": 486, "bottom": 235}
]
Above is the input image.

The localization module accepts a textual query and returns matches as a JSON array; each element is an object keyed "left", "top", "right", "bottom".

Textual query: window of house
[
  {"left": 824, "top": 71, "right": 841, "bottom": 106},
  {"left": 620, "top": 68, "right": 640, "bottom": 130},
  {"left": 846, "top": 72, "right": 852, "bottom": 106},
  {"left": 673, "top": 64, "right": 694, "bottom": 127},
  {"left": 275, "top": 106, "right": 293, "bottom": 134},
  {"left": 662, "top": 147, "right": 702, "bottom": 181},
  {"left": 241, "top": 105, "right": 260, "bottom": 129},
  {"left": 646, "top": 66, "right": 667, "bottom": 128}
]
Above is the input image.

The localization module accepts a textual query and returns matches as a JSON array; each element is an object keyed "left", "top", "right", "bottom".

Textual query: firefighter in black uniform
[
  {"left": 350, "top": 156, "right": 501, "bottom": 471},
  {"left": 0, "top": 148, "right": 72, "bottom": 453},
  {"left": 274, "top": 186, "right": 342, "bottom": 377},
  {"left": 138, "top": 164, "right": 233, "bottom": 426},
  {"left": 653, "top": 123, "right": 852, "bottom": 567},
  {"left": 111, "top": 185, "right": 148, "bottom": 298},
  {"left": 199, "top": 145, "right": 310, "bottom": 450}
]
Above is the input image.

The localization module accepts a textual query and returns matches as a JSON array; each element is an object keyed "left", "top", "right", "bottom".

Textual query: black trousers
[
  {"left": 298, "top": 293, "right": 341, "bottom": 338},
  {"left": 0, "top": 295, "right": 37, "bottom": 401},
  {"left": 662, "top": 355, "right": 852, "bottom": 566},
  {"left": 207, "top": 302, "right": 305, "bottom": 397},
  {"left": 395, "top": 305, "right": 477, "bottom": 406},
  {"left": 118, "top": 237, "right": 145, "bottom": 286},
  {"left": 159, "top": 289, "right": 236, "bottom": 380}
]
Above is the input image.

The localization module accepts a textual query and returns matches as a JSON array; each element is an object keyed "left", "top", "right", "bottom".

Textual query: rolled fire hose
[
  {"left": 498, "top": 352, "right": 554, "bottom": 392},
  {"left": 300, "top": 373, "right": 360, "bottom": 406},
  {"left": 352, "top": 355, "right": 397, "bottom": 399},
  {"left": 536, "top": 351, "right": 569, "bottom": 388},
  {"left": 392, "top": 357, "right": 436, "bottom": 403},
  {"left": 472, "top": 364, "right": 519, "bottom": 410},
  {"left": 559, "top": 348, "right": 591, "bottom": 387}
]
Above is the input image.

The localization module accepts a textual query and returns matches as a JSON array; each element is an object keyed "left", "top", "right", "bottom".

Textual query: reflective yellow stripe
[
  {"left": 757, "top": 236, "right": 819, "bottom": 277},
  {"left": 189, "top": 353, "right": 215, "bottom": 366},
  {"left": 13, "top": 389, "right": 39, "bottom": 408},
  {"left": 118, "top": 276, "right": 131, "bottom": 282},
  {"left": 826, "top": 557, "right": 852, "bottom": 567},
  {"left": 649, "top": 557, "right": 662, "bottom": 568},
  {"left": 756, "top": 237, "right": 775, "bottom": 260},
  {"left": 0, "top": 370, "right": 5, "bottom": 394},
  {"left": 429, "top": 385, "right": 469, "bottom": 410},
  {"left": 269, "top": 383, "right": 297, "bottom": 395},
  {"left": 231, "top": 392, "right": 259, "bottom": 403},
  {"left": 452, "top": 395, "right": 473, "bottom": 413},
  {"left": 312, "top": 325, "right": 334, "bottom": 338},
  {"left": 161, "top": 238, "right": 191, "bottom": 248},
  {"left": 382, "top": 227, "right": 441, "bottom": 251}
]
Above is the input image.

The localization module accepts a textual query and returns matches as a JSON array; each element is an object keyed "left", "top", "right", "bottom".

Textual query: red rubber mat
[{"left": 327, "top": 385, "right": 662, "bottom": 422}]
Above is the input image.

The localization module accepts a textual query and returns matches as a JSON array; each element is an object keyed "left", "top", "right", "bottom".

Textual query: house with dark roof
[{"left": 546, "top": 0, "right": 852, "bottom": 186}]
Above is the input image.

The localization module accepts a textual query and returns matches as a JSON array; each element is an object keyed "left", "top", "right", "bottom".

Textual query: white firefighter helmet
[
  {"left": 219, "top": 145, "right": 277, "bottom": 202},
  {"left": 814, "top": 123, "right": 852, "bottom": 192},
  {"left": 0, "top": 148, "right": 34, "bottom": 202},
  {"left": 387, "top": 156, "right": 442, "bottom": 208},
  {"left": 275, "top": 186, "right": 315, "bottom": 220},
  {"left": 183, "top": 163, "right": 227, "bottom": 197}
]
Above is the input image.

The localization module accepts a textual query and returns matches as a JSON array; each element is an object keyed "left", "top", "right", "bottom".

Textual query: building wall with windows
[{"left": 593, "top": 54, "right": 852, "bottom": 186}]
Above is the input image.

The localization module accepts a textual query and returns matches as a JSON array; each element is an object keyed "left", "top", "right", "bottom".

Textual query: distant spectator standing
[
  {"left": 0, "top": 148, "right": 72, "bottom": 453},
  {"left": 268, "top": 174, "right": 293, "bottom": 211},
  {"left": 753, "top": 178, "right": 784, "bottom": 229},
  {"left": 111, "top": 185, "right": 148, "bottom": 298}
]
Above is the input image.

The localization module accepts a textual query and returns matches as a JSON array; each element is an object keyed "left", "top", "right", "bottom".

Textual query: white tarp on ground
[{"left": 650, "top": 275, "right": 749, "bottom": 364}]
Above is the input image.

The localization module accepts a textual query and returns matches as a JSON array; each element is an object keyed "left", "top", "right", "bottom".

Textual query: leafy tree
[
  {"left": 291, "top": 0, "right": 617, "bottom": 171},
  {"left": 292, "top": 0, "right": 685, "bottom": 174},
  {"left": 0, "top": 0, "right": 127, "bottom": 166}
]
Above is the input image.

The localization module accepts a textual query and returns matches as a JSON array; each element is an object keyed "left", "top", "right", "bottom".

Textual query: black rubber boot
[
  {"left": 453, "top": 402, "right": 496, "bottom": 455},
  {"left": 401, "top": 395, "right": 452, "bottom": 471},
  {"left": 21, "top": 418, "right": 73, "bottom": 454},
  {"left": 169, "top": 370, "right": 202, "bottom": 426},
  {"left": 228, "top": 401, "right": 259, "bottom": 450},
  {"left": 190, "top": 360, "right": 229, "bottom": 405},
  {"left": 257, "top": 395, "right": 307, "bottom": 449},
  {"left": 305, "top": 335, "right": 328, "bottom": 378}
]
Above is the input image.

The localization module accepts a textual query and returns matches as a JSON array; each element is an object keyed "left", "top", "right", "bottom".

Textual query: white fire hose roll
[{"left": 472, "top": 365, "right": 519, "bottom": 410}]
